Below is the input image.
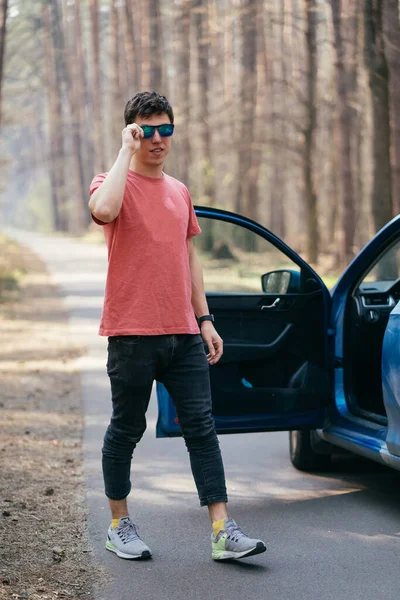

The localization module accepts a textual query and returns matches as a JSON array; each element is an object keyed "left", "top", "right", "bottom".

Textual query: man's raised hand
[{"left": 122, "top": 123, "right": 144, "bottom": 154}]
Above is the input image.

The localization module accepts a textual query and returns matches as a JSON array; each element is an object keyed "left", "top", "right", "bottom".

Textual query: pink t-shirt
[{"left": 89, "top": 170, "right": 202, "bottom": 336}]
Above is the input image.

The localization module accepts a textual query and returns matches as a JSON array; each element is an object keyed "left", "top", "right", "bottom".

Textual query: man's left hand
[{"left": 200, "top": 322, "right": 223, "bottom": 365}]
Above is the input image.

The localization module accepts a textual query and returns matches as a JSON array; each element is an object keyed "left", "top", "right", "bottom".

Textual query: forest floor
[{"left": 0, "top": 235, "right": 106, "bottom": 600}]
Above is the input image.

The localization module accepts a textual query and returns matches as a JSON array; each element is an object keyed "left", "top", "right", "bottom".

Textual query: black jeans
[{"left": 102, "top": 333, "right": 228, "bottom": 506}]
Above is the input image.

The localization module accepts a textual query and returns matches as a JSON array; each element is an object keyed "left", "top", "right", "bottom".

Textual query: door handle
[{"left": 261, "top": 298, "right": 280, "bottom": 309}]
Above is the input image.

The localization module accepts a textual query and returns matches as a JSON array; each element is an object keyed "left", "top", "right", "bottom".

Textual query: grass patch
[{"left": 0, "top": 234, "right": 27, "bottom": 303}]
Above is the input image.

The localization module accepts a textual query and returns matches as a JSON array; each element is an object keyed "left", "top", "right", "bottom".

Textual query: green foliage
[{"left": 0, "top": 234, "right": 25, "bottom": 302}]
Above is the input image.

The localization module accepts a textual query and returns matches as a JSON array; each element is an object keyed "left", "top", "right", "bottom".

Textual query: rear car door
[{"left": 156, "top": 207, "right": 333, "bottom": 437}]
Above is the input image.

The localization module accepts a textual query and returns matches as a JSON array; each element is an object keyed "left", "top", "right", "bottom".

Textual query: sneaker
[
  {"left": 211, "top": 518, "right": 266, "bottom": 561},
  {"left": 106, "top": 517, "right": 152, "bottom": 560}
]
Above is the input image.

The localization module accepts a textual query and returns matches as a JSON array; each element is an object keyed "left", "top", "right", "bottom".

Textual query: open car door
[{"left": 156, "top": 207, "right": 333, "bottom": 437}]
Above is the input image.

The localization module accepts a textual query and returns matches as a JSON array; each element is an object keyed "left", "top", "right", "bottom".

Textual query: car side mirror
[{"left": 261, "top": 269, "right": 301, "bottom": 294}]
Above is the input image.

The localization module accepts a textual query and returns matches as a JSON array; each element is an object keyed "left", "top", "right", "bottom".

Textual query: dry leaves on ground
[{"left": 0, "top": 237, "right": 106, "bottom": 599}]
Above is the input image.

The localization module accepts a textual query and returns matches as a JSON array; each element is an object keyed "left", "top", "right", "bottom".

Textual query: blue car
[{"left": 156, "top": 206, "right": 400, "bottom": 472}]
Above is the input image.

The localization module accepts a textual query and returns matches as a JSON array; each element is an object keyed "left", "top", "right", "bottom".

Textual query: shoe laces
[
  {"left": 118, "top": 520, "right": 141, "bottom": 544},
  {"left": 225, "top": 520, "right": 246, "bottom": 544}
]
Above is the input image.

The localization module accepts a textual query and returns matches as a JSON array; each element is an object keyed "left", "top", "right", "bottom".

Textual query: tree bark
[
  {"left": 303, "top": 0, "right": 319, "bottom": 263},
  {"left": 268, "top": 0, "right": 287, "bottom": 238},
  {"left": 0, "top": 0, "right": 8, "bottom": 127},
  {"left": 41, "top": 3, "right": 66, "bottom": 231},
  {"left": 108, "top": 0, "right": 123, "bottom": 162},
  {"left": 126, "top": 0, "right": 141, "bottom": 92},
  {"left": 174, "top": 0, "right": 191, "bottom": 186},
  {"left": 383, "top": 0, "right": 400, "bottom": 216},
  {"left": 88, "top": 0, "right": 106, "bottom": 174},
  {"left": 63, "top": 0, "right": 91, "bottom": 230},
  {"left": 193, "top": 0, "right": 214, "bottom": 199},
  {"left": 148, "top": 0, "right": 165, "bottom": 93},
  {"left": 235, "top": 0, "right": 258, "bottom": 232},
  {"left": 331, "top": 0, "right": 356, "bottom": 265},
  {"left": 73, "top": 0, "right": 94, "bottom": 192},
  {"left": 364, "top": 0, "right": 393, "bottom": 233},
  {"left": 193, "top": 0, "right": 216, "bottom": 250},
  {"left": 140, "top": 0, "right": 150, "bottom": 90},
  {"left": 120, "top": 0, "right": 138, "bottom": 97}
]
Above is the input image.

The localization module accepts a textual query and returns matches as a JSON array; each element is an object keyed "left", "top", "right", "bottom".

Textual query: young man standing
[{"left": 88, "top": 91, "right": 266, "bottom": 561}]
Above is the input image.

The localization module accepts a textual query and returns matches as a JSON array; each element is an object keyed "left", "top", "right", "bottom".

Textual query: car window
[
  {"left": 193, "top": 216, "right": 300, "bottom": 293},
  {"left": 362, "top": 240, "right": 400, "bottom": 284}
]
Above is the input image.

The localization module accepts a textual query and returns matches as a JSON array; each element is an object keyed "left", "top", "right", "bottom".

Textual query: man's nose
[{"left": 152, "top": 129, "right": 162, "bottom": 142}]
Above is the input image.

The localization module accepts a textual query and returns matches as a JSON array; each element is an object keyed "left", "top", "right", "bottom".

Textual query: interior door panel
[{"left": 207, "top": 290, "right": 329, "bottom": 419}]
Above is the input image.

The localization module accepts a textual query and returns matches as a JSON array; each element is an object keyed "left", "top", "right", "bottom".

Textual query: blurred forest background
[{"left": 0, "top": 0, "right": 399, "bottom": 271}]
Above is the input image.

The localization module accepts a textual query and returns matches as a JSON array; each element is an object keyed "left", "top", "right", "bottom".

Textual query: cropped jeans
[{"left": 102, "top": 333, "right": 228, "bottom": 507}]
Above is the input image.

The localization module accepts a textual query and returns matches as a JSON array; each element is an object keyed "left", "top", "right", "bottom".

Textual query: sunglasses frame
[{"left": 139, "top": 123, "right": 175, "bottom": 139}]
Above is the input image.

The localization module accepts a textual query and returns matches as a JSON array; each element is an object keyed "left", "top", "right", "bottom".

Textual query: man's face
[{"left": 133, "top": 112, "right": 172, "bottom": 167}]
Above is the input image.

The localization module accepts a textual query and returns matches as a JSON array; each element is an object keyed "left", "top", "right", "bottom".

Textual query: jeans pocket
[
  {"left": 115, "top": 335, "right": 143, "bottom": 346},
  {"left": 107, "top": 337, "right": 142, "bottom": 376}
]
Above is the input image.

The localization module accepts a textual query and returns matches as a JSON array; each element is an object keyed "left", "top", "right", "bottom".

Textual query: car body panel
[{"left": 382, "top": 301, "right": 400, "bottom": 457}]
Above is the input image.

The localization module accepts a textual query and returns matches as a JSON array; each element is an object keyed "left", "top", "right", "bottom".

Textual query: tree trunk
[
  {"left": 174, "top": 0, "right": 191, "bottom": 186},
  {"left": 64, "top": 0, "right": 91, "bottom": 230},
  {"left": 235, "top": 0, "right": 258, "bottom": 234},
  {"left": 0, "top": 0, "right": 8, "bottom": 127},
  {"left": 41, "top": 3, "right": 66, "bottom": 231},
  {"left": 193, "top": 0, "right": 216, "bottom": 250},
  {"left": 140, "top": 0, "right": 150, "bottom": 90},
  {"left": 268, "top": 0, "right": 286, "bottom": 238},
  {"left": 88, "top": 0, "right": 106, "bottom": 174},
  {"left": 72, "top": 0, "right": 94, "bottom": 191},
  {"left": 331, "top": 0, "right": 356, "bottom": 265},
  {"left": 126, "top": 0, "right": 141, "bottom": 92},
  {"left": 383, "top": 0, "right": 400, "bottom": 216},
  {"left": 364, "top": 0, "right": 393, "bottom": 233},
  {"left": 107, "top": 0, "right": 123, "bottom": 163},
  {"left": 193, "top": 0, "right": 214, "bottom": 199},
  {"left": 148, "top": 0, "right": 165, "bottom": 93},
  {"left": 303, "top": 0, "right": 319, "bottom": 264},
  {"left": 120, "top": 0, "right": 138, "bottom": 97}
]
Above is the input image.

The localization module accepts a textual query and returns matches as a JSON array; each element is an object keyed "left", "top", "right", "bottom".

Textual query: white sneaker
[{"left": 106, "top": 517, "right": 152, "bottom": 560}]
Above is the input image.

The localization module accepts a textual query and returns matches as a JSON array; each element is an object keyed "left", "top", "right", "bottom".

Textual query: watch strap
[{"left": 198, "top": 314, "right": 214, "bottom": 325}]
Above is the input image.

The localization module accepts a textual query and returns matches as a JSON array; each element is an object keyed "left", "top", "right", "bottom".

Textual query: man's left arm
[{"left": 188, "top": 239, "right": 223, "bottom": 365}]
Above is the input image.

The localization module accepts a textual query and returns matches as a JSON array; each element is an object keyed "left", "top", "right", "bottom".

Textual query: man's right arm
[{"left": 88, "top": 124, "right": 143, "bottom": 223}]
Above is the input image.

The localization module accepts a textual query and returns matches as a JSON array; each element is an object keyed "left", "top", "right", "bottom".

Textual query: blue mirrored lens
[
  {"left": 158, "top": 124, "right": 174, "bottom": 137},
  {"left": 142, "top": 126, "right": 154, "bottom": 139}
]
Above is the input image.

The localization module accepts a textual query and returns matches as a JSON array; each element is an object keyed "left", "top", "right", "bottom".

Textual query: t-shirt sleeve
[
  {"left": 185, "top": 189, "right": 202, "bottom": 239},
  {"left": 89, "top": 173, "right": 108, "bottom": 226}
]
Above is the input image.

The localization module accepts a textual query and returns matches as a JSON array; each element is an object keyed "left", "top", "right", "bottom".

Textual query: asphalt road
[{"left": 9, "top": 230, "right": 400, "bottom": 600}]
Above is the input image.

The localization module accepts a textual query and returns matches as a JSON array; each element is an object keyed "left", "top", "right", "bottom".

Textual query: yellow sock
[
  {"left": 212, "top": 518, "right": 226, "bottom": 537},
  {"left": 111, "top": 519, "right": 120, "bottom": 530}
]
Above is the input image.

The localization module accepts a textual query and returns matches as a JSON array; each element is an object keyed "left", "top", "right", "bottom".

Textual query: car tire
[{"left": 289, "top": 430, "right": 332, "bottom": 471}]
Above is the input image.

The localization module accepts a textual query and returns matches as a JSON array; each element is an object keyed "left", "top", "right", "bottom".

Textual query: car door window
[
  {"left": 193, "top": 217, "right": 300, "bottom": 293},
  {"left": 362, "top": 240, "right": 400, "bottom": 284}
]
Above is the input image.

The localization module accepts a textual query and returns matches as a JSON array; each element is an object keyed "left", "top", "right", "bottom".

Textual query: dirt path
[{"left": 0, "top": 238, "right": 105, "bottom": 599}]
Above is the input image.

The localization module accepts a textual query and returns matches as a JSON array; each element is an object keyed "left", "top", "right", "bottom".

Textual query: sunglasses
[{"left": 140, "top": 123, "right": 175, "bottom": 139}]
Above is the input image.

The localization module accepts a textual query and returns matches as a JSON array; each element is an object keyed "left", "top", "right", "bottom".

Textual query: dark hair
[{"left": 124, "top": 91, "right": 174, "bottom": 126}]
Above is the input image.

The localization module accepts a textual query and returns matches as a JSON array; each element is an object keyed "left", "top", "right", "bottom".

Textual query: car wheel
[{"left": 289, "top": 430, "right": 332, "bottom": 471}]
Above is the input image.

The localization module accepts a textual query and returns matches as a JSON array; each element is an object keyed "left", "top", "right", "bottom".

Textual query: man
[{"left": 88, "top": 91, "right": 266, "bottom": 561}]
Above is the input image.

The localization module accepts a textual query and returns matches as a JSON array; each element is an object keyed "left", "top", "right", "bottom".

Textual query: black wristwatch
[{"left": 198, "top": 314, "right": 215, "bottom": 326}]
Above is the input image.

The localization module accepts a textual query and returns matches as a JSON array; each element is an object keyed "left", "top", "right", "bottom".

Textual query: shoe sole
[
  {"left": 106, "top": 540, "right": 152, "bottom": 560},
  {"left": 212, "top": 541, "right": 266, "bottom": 561}
]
